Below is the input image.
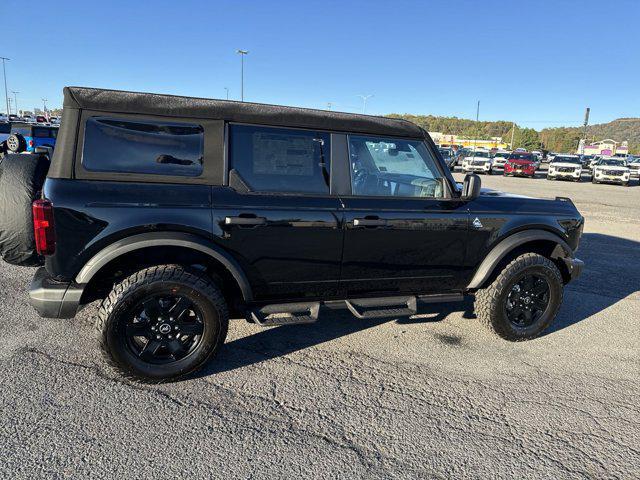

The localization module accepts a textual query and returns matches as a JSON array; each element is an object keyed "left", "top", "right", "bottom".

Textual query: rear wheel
[
  {"left": 475, "top": 253, "right": 563, "bottom": 341},
  {"left": 96, "top": 265, "right": 229, "bottom": 382}
]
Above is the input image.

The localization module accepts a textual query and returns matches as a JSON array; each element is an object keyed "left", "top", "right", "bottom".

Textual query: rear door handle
[
  {"left": 353, "top": 217, "right": 388, "bottom": 227},
  {"left": 224, "top": 215, "right": 267, "bottom": 226}
]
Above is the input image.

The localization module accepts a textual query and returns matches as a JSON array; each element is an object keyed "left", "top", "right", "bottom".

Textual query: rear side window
[
  {"left": 82, "top": 117, "right": 204, "bottom": 177},
  {"left": 11, "top": 126, "right": 31, "bottom": 136},
  {"left": 229, "top": 124, "right": 330, "bottom": 194},
  {"left": 0, "top": 123, "right": 10, "bottom": 134},
  {"left": 33, "top": 127, "right": 51, "bottom": 138}
]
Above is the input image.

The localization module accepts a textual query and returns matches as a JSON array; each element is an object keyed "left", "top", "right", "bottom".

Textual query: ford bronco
[{"left": 0, "top": 87, "right": 584, "bottom": 382}]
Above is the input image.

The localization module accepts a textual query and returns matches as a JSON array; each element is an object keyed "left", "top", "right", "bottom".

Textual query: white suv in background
[
  {"left": 547, "top": 155, "right": 582, "bottom": 182},
  {"left": 592, "top": 157, "right": 631, "bottom": 186},
  {"left": 491, "top": 151, "right": 511, "bottom": 172},
  {"left": 461, "top": 150, "right": 493, "bottom": 174}
]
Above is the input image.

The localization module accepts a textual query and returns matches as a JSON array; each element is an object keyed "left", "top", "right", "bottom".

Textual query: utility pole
[
  {"left": 581, "top": 107, "right": 590, "bottom": 154},
  {"left": 0, "top": 57, "right": 9, "bottom": 118},
  {"left": 224, "top": 87, "right": 229, "bottom": 100},
  {"left": 472, "top": 100, "right": 480, "bottom": 151},
  {"left": 357, "top": 94, "right": 373, "bottom": 114},
  {"left": 11, "top": 90, "right": 18, "bottom": 114},
  {"left": 236, "top": 49, "right": 248, "bottom": 101},
  {"left": 510, "top": 121, "right": 516, "bottom": 150}
]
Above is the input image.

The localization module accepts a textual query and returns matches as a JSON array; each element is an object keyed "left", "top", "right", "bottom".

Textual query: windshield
[
  {"left": 471, "top": 151, "right": 489, "bottom": 158},
  {"left": 493, "top": 152, "right": 509, "bottom": 159},
  {"left": 553, "top": 156, "right": 580, "bottom": 164},
  {"left": 439, "top": 149, "right": 451, "bottom": 158},
  {"left": 509, "top": 153, "right": 533, "bottom": 160},
  {"left": 599, "top": 159, "right": 625, "bottom": 166}
]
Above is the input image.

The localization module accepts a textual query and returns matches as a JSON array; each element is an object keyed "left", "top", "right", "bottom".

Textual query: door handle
[
  {"left": 224, "top": 215, "right": 267, "bottom": 226},
  {"left": 353, "top": 217, "right": 388, "bottom": 227}
]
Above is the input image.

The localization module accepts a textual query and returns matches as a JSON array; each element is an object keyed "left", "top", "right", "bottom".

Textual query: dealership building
[{"left": 578, "top": 139, "right": 629, "bottom": 156}]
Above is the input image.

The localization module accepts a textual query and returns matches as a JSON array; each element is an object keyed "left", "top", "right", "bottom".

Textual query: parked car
[
  {"left": 490, "top": 151, "right": 511, "bottom": 172},
  {"left": 5, "top": 122, "right": 58, "bottom": 154},
  {"left": 0, "top": 86, "right": 585, "bottom": 382},
  {"left": 0, "top": 122, "right": 10, "bottom": 143},
  {"left": 438, "top": 147, "right": 455, "bottom": 170},
  {"left": 503, "top": 152, "right": 537, "bottom": 178},
  {"left": 579, "top": 155, "right": 595, "bottom": 170},
  {"left": 627, "top": 156, "right": 640, "bottom": 180},
  {"left": 591, "top": 157, "right": 631, "bottom": 186},
  {"left": 461, "top": 150, "right": 493, "bottom": 174},
  {"left": 547, "top": 155, "right": 582, "bottom": 182},
  {"left": 588, "top": 155, "right": 603, "bottom": 174}
]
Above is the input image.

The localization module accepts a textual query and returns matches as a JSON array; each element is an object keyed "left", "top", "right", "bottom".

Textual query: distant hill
[{"left": 387, "top": 113, "right": 640, "bottom": 154}]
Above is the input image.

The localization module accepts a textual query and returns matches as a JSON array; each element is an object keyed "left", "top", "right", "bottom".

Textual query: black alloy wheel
[
  {"left": 504, "top": 274, "right": 550, "bottom": 328},
  {"left": 124, "top": 294, "right": 205, "bottom": 364}
]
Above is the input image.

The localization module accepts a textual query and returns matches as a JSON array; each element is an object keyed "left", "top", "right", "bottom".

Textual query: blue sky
[{"left": 3, "top": 0, "right": 638, "bottom": 128}]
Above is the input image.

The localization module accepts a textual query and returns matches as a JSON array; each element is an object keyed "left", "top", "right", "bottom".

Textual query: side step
[
  {"left": 345, "top": 296, "right": 417, "bottom": 319},
  {"left": 249, "top": 302, "right": 320, "bottom": 327}
]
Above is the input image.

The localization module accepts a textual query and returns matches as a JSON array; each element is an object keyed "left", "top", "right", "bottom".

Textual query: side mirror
[{"left": 461, "top": 173, "right": 481, "bottom": 200}]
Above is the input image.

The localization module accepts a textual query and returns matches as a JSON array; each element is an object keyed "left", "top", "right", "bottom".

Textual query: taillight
[
  {"left": 32, "top": 199, "right": 56, "bottom": 255},
  {"left": 29, "top": 139, "right": 34, "bottom": 147}
]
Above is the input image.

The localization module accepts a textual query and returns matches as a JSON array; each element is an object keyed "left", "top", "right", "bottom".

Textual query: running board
[
  {"left": 345, "top": 296, "right": 418, "bottom": 319},
  {"left": 249, "top": 302, "right": 320, "bottom": 327}
]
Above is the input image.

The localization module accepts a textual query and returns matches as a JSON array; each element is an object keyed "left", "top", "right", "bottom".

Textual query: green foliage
[{"left": 387, "top": 114, "right": 639, "bottom": 154}]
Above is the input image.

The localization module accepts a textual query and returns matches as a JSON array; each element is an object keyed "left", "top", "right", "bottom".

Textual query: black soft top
[{"left": 63, "top": 86, "right": 424, "bottom": 138}]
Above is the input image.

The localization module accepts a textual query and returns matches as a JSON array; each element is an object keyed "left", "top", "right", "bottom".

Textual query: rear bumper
[
  {"left": 561, "top": 257, "right": 584, "bottom": 283},
  {"left": 29, "top": 267, "right": 84, "bottom": 319}
]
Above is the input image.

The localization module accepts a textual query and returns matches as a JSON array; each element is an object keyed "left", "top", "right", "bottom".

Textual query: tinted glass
[
  {"left": 471, "top": 151, "right": 490, "bottom": 158},
  {"left": 11, "top": 126, "right": 31, "bottom": 136},
  {"left": 229, "top": 124, "right": 330, "bottom": 194},
  {"left": 0, "top": 123, "right": 10, "bottom": 134},
  {"left": 348, "top": 135, "right": 444, "bottom": 198},
  {"left": 33, "top": 127, "right": 51, "bottom": 138},
  {"left": 600, "top": 159, "right": 625, "bottom": 166},
  {"left": 82, "top": 117, "right": 204, "bottom": 176},
  {"left": 553, "top": 156, "right": 580, "bottom": 164},
  {"left": 509, "top": 153, "right": 533, "bottom": 160}
]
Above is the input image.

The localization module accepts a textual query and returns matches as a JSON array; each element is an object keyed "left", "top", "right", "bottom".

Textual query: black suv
[{"left": 0, "top": 87, "right": 584, "bottom": 382}]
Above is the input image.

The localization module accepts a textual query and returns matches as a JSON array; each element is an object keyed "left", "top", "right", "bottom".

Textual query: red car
[{"left": 504, "top": 152, "right": 537, "bottom": 178}]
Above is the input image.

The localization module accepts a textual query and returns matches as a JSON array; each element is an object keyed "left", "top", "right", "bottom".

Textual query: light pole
[
  {"left": 510, "top": 122, "right": 516, "bottom": 150},
  {"left": 472, "top": 100, "right": 480, "bottom": 151},
  {"left": 224, "top": 87, "right": 229, "bottom": 100},
  {"left": 357, "top": 94, "right": 373, "bottom": 114},
  {"left": 11, "top": 90, "right": 18, "bottom": 114},
  {"left": 236, "top": 49, "right": 248, "bottom": 101},
  {"left": 0, "top": 57, "right": 9, "bottom": 118},
  {"left": 42, "top": 98, "right": 48, "bottom": 119}
]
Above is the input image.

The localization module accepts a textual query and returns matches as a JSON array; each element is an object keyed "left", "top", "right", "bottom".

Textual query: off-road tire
[
  {"left": 6, "top": 133, "right": 26, "bottom": 153},
  {"left": 96, "top": 264, "right": 229, "bottom": 383},
  {"left": 475, "top": 253, "right": 563, "bottom": 341}
]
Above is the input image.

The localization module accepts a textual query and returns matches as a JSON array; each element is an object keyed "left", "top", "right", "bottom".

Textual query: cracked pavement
[{"left": 0, "top": 173, "right": 639, "bottom": 479}]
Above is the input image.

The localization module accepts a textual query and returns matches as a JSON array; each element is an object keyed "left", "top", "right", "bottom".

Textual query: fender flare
[
  {"left": 75, "top": 232, "right": 253, "bottom": 301},
  {"left": 466, "top": 229, "right": 573, "bottom": 289}
]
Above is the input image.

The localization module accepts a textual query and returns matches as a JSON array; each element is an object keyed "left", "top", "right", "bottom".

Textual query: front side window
[
  {"left": 229, "top": 124, "right": 330, "bottom": 194},
  {"left": 82, "top": 117, "right": 204, "bottom": 177},
  {"left": 348, "top": 135, "right": 444, "bottom": 198}
]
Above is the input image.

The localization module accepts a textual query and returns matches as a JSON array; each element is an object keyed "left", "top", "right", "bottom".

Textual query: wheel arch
[
  {"left": 466, "top": 229, "right": 573, "bottom": 290},
  {"left": 76, "top": 232, "right": 253, "bottom": 303}
]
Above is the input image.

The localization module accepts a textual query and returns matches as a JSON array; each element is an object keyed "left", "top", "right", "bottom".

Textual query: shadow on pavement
[{"left": 199, "top": 232, "right": 638, "bottom": 375}]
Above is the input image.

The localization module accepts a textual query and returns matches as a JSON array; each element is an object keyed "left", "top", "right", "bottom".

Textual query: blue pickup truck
[{"left": 4, "top": 122, "right": 58, "bottom": 153}]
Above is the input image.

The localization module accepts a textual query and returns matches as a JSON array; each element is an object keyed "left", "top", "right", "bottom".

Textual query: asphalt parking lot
[{"left": 1, "top": 172, "right": 638, "bottom": 479}]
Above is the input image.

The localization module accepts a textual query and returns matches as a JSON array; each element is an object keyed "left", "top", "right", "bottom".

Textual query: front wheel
[
  {"left": 96, "top": 265, "right": 229, "bottom": 382},
  {"left": 475, "top": 253, "right": 563, "bottom": 341}
]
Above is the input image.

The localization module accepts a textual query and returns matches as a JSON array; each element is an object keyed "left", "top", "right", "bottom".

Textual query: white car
[
  {"left": 491, "top": 151, "right": 511, "bottom": 171},
  {"left": 461, "top": 150, "right": 493, "bottom": 174},
  {"left": 547, "top": 155, "right": 582, "bottom": 182},
  {"left": 592, "top": 157, "right": 631, "bottom": 186}
]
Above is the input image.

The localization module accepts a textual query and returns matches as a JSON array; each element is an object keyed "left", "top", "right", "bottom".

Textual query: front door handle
[
  {"left": 353, "top": 217, "right": 388, "bottom": 227},
  {"left": 225, "top": 215, "right": 267, "bottom": 226}
]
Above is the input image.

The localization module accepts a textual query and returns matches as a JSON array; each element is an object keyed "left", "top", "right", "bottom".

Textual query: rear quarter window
[{"left": 82, "top": 117, "right": 204, "bottom": 177}]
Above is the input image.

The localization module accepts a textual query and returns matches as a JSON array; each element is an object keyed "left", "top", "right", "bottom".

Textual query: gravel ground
[{"left": 0, "top": 171, "right": 638, "bottom": 479}]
